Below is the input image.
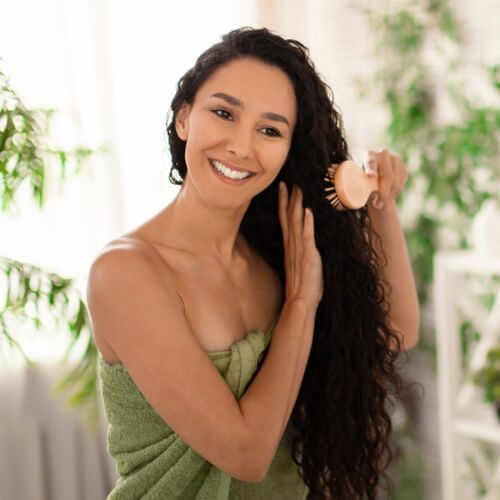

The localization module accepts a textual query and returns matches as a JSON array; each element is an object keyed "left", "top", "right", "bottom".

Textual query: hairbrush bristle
[{"left": 324, "top": 165, "right": 347, "bottom": 211}]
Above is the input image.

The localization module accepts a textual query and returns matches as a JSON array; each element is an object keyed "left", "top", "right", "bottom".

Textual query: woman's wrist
[{"left": 367, "top": 197, "right": 397, "bottom": 217}]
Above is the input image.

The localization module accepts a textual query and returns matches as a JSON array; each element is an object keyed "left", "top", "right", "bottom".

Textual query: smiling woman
[
  {"left": 86, "top": 27, "right": 417, "bottom": 499},
  {"left": 173, "top": 58, "right": 296, "bottom": 199}
]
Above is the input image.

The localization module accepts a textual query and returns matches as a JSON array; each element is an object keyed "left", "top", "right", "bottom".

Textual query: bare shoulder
[
  {"left": 89, "top": 236, "right": 160, "bottom": 270},
  {"left": 88, "top": 236, "right": 179, "bottom": 294},
  {"left": 86, "top": 237, "right": 182, "bottom": 360},
  {"left": 85, "top": 235, "right": 260, "bottom": 481}
]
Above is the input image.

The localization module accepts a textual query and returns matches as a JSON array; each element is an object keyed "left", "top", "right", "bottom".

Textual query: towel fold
[{"left": 99, "top": 326, "right": 308, "bottom": 499}]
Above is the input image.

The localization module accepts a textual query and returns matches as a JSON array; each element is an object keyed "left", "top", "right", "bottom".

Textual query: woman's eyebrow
[{"left": 209, "top": 92, "right": 290, "bottom": 127}]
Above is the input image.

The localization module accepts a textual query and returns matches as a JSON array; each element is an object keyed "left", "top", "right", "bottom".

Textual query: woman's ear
[{"left": 175, "top": 103, "right": 191, "bottom": 141}]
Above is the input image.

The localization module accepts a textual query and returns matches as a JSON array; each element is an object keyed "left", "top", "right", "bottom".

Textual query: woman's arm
[
  {"left": 87, "top": 242, "right": 315, "bottom": 483},
  {"left": 364, "top": 149, "right": 420, "bottom": 351},
  {"left": 239, "top": 298, "right": 316, "bottom": 479},
  {"left": 368, "top": 199, "right": 420, "bottom": 351}
]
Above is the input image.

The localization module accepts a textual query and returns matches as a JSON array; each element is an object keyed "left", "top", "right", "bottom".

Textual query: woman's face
[{"left": 175, "top": 57, "right": 297, "bottom": 205}]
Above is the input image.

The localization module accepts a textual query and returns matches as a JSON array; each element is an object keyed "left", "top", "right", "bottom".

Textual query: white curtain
[{"left": 0, "top": 362, "right": 116, "bottom": 500}]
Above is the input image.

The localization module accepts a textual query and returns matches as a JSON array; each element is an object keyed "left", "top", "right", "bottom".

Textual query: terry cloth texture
[{"left": 98, "top": 319, "right": 309, "bottom": 499}]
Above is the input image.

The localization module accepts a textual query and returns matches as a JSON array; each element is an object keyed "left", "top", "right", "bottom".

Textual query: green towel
[{"left": 98, "top": 320, "right": 309, "bottom": 499}]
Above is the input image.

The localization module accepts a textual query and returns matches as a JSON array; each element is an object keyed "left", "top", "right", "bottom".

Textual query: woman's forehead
[{"left": 195, "top": 58, "right": 297, "bottom": 122}]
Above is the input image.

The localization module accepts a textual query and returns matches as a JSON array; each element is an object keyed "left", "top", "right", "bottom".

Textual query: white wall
[
  {"left": 0, "top": 0, "right": 257, "bottom": 361},
  {"left": 258, "top": 0, "right": 500, "bottom": 161}
]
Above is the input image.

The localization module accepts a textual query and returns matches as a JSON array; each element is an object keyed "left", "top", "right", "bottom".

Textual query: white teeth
[{"left": 211, "top": 160, "right": 251, "bottom": 180}]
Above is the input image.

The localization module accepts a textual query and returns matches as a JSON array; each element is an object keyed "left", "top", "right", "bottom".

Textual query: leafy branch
[
  {"left": 0, "top": 58, "right": 103, "bottom": 426},
  {"left": 354, "top": 0, "right": 500, "bottom": 326},
  {"left": 0, "top": 60, "right": 100, "bottom": 211}
]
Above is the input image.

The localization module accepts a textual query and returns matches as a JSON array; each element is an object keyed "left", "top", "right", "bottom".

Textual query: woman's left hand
[{"left": 363, "top": 149, "right": 408, "bottom": 210}]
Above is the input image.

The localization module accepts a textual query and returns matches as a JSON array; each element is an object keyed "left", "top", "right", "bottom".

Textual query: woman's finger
[
  {"left": 290, "top": 185, "right": 304, "bottom": 289},
  {"left": 292, "top": 186, "right": 305, "bottom": 270},
  {"left": 303, "top": 208, "right": 313, "bottom": 247},
  {"left": 278, "top": 182, "right": 289, "bottom": 246},
  {"left": 395, "top": 157, "right": 408, "bottom": 196},
  {"left": 287, "top": 185, "right": 298, "bottom": 284},
  {"left": 390, "top": 156, "right": 401, "bottom": 199},
  {"left": 374, "top": 151, "right": 393, "bottom": 206},
  {"left": 400, "top": 160, "right": 409, "bottom": 185}
]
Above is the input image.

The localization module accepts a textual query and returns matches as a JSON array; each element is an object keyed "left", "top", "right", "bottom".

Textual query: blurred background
[{"left": 1, "top": 0, "right": 499, "bottom": 498}]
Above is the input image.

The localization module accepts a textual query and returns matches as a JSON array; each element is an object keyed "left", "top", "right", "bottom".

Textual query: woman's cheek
[{"left": 275, "top": 142, "right": 292, "bottom": 169}]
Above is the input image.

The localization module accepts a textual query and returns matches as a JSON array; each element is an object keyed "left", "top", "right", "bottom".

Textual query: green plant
[
  {"left": 463, "top": 441, "right": 500, "bottom": 498},
  {"left": 463, "top": 453, "right": 488, "bottom": 497},
  {"left": 352, "top": 1, "right": 500, "bottom": 497},
  {"left": 353, "top": 0, "right": 500, "bottom": 328},
  {"left": 471, "top": 346, "right": 500, "bottom": 420},
  {"left": 391, "top": 408, "right": 425, "bottom": 499},
  {"left": 0, "top": 61, "right": 96, "bottom": 211},
  {"left": 0, "top": 58, "right": 102, "bottom": 426}
]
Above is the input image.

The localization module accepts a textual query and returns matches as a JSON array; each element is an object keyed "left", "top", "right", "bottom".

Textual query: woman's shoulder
[
  {"left": 87, "top": 234, "right": 184, "bottom": 362},
  {"left": 90, "top": 232, "right": 168, "bottom": 273},
  {"left": 88, "top": 234, "right": 181, "bottom": 311}
]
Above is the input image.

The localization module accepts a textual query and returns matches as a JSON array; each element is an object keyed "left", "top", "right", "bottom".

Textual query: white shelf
[
  {"left": 435, "top": 251, "right": 500, "bottom": 274},
  {"left": 435, "top": 250, "right": 500, "bottom": 500},
  {"left": 455, "top": 418, "right": 500, "bottom": 446}
]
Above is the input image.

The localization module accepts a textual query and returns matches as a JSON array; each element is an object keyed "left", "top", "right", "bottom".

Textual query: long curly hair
[{"left": 166, "top": 27, "right": 405, "bottom": 500}]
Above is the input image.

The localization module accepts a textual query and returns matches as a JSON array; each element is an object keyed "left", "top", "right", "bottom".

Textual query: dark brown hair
[{"left": 166, "top": 27, "right": 405, "bottom": 499}]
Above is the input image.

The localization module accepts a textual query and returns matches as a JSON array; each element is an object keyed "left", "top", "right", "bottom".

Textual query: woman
[{"left": 87, "top": 27, "right": 419, "bottom": 499}]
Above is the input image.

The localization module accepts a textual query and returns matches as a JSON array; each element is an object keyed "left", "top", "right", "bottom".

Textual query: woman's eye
[
  {"left": 261, "top": 127, "right": 282, "bottom": 137},
  {"left": 212, "top": 109, "right": 233, "bottom": 120}
]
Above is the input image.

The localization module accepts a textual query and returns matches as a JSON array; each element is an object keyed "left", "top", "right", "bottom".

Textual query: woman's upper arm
[{"left": 86, "top": 245, "right": 259, "bottom": 482}]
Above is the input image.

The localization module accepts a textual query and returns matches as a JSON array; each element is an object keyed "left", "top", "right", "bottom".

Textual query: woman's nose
[{"left": 225, "top": 127, "right": 253, "bottom": 159}]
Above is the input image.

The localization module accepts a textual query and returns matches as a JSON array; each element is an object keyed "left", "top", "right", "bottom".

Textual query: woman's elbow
[
  {"left": 391, "top": 315, "right": 420, "bottom": 351},
  {"left": 403, "top": 329, "right": 419, "bottom": 351}
]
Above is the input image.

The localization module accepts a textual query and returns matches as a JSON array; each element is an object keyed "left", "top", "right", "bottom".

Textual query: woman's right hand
[{"left": 278, "top": 182, "right": 324, "bottom": 309}]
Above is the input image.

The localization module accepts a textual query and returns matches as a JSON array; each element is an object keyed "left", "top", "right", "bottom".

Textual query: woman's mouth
[{"left": 209, "top": 159, "right": 255, "bottom": 185}]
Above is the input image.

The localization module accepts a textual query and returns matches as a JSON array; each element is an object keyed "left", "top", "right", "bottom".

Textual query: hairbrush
[{"left": 324, "top": 160, "right": 379, "bottom": 210}]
